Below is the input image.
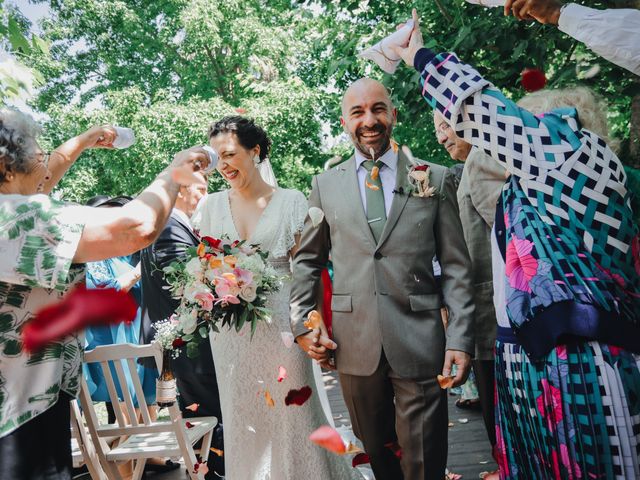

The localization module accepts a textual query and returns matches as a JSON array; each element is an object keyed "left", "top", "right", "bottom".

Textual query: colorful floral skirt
[{"left": 495, "top": 339, "right": 640, "bottom": 479}]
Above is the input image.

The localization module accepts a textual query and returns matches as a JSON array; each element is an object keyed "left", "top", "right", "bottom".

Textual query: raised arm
[
  {"left": 394, "top": 9, "right": 585, "bottom": 178},
  {"left": 505, "top": 0, "right": 640, "bottom": 76},
  {"left": 72, "top": 147, "right": 209, "bottom": 263},
  {"left": 42, "top": 125, "right": 117, "bottom": 194}
]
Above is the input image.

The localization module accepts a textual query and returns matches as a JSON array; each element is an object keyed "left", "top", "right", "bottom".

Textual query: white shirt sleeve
[{"left": 558, "top": 3, "right": 640, "bottom": 76}]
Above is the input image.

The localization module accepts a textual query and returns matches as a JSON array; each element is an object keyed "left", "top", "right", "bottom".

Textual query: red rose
[
  {"left": 521, "top": 68, "right": 547, "bottom": 92},
  {"left": 413, "top": 165, "right": 429, "bottom": 172},
  {"left": 172, "top": 338, "right": 186, "bottom": 349},
  {"left": 201, "top": 236, "right": 222, "bottom": 250}
]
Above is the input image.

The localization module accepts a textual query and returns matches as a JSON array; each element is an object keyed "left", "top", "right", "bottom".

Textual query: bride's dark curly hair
[{"left": 208, "top": 116, "right": 272, "bottom": 163}]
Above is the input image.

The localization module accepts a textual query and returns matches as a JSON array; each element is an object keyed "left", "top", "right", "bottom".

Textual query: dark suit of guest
[{"left": 139, "top": 209, "right": 224, "bottom": 475}]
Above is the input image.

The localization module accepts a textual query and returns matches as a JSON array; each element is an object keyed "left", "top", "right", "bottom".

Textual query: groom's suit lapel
[
  {"left": 376, "top": 150, "right": 411, "bottom": 248},
  {"left": 338, "top": 156, "right": 377, "bottom": 248}
]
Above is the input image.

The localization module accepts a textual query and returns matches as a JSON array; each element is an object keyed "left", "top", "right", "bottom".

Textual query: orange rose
[
  {"left": 197, "top": 243, "right": 206, "bottom": 257},
  {"left": 209, "top": 257, "right": 223, "bottom": 269},
  {"left": 224, "top": 255, "right": 237, "bottom": 268}
]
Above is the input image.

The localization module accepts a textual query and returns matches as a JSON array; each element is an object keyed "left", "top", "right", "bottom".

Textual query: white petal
[
  {"left": 308, "top": 207, "right": 325, "bottom": 228},
  {"left": 281, "top": 332, "right": 294, "bottom": 348}
]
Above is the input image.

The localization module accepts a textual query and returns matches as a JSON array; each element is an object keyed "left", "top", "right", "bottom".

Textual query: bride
[{"left": 192, "top": 116, "right": 360, "bottom": 479}]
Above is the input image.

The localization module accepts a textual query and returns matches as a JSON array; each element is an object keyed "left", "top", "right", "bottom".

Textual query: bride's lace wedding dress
[{"left": 192, "top": 188, "right": 360, "bottom": 480}]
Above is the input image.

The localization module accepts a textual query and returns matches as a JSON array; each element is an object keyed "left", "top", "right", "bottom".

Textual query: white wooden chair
[
  {"left": 79, "top": 343, "right": 217, "bottom": 480},
  {"left": 70, "top": 399, "right": 109, "bottom": 480}
]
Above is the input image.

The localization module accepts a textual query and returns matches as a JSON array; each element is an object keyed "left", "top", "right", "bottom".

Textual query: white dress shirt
[
  {"left": 559, "top": 3, "right": 640, "bottom": 76},
  {"left": 355, "top": 147, "right": 398, "bottom": 217}
]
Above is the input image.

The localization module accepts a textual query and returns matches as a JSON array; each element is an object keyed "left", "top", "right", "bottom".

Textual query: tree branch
[
  {"left": 203, "top": 45, "right": 228, "bottom": 99},
  {"left": 433, "top": 0, "right": 454, "bottom": 24}
]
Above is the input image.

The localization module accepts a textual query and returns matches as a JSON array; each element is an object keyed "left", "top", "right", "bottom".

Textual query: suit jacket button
[{"left": 374, "top": 252, "right": 383, "bottom": 260}]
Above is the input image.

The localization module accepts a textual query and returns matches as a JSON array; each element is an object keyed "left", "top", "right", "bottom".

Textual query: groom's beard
[{"left": 353, "top": 124, "right": 393, "bottom": 159}]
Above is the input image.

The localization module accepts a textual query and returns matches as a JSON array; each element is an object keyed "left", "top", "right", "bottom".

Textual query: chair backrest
[{"left": 82, "top": 343, "right": 163, "bottom": 435}]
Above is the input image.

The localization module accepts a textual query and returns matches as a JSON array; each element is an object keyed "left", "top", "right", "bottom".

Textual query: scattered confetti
[
  {"left": 210, "top": 447, "right": 224, "bottom": 457},
  {"left": 277, "top": 366, "right": 288, "bottom": 383},
  {"left": 281, "top": 332, "right": 295, "bottom": 348},
  {"left": 365, "top": 180, "right": 380, "bottom": 191},
  {"left": 185, "top": 421, "right": 195, "bottom": 429},
  {"left": 448, "top": 422, "right": 455, "bottom": 427},
  {"left": 437, "top": 374, "right": 455, "bottom": 389},
  {"left": 345, "top": 442, "right": 363, "bottom": 454},
  {"left": 458, "top": 418, "right": 469, "bottom": 424},
  {"left": 309, "top": 425, "right": 346, "bottom": 454},
  {"left": 265, "top": 390, "right": 275, "bottom": 407},
  {"left": 308, "top": 207, "right": 325, "bottom": 228},
  {"left": 186, "top": 403, "right": 199, "bottom": 412},
  {"left": 303, "top": 310, "right": 322, "bottom": 330},
  {"left": 384, "top": 441, "right": 403, "bottom": 460},
  {"left": 285, "top": 386, "right": 312, "bottom": 406},
  {"left": 22, "top": 285, "right": 137, "bottom": 352},
  {"left": 352, "top": 452, "right": 370, "bottom": 467}
]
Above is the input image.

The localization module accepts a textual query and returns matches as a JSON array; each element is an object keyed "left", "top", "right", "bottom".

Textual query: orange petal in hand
[
  {"left": 437, "top": 374, "right": 455, "bottom": 389},
  {"left": 303, "top": 310, "right": 322, "bottom": 330},
  {"left": 309, "top": 425, "right": 346, "bottom": 454}
]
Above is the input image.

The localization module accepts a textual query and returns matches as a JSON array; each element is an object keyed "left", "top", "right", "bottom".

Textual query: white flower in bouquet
[
  {"left": 185, "top": 257, "right": 204, "bottom": 279},
  {"left": 239, "top": 283, "right": 258, "bottom": 302},
  {"left": 179, "top": 309, "right": 199, "bottom": 334},
  {"left": 236, "top": 253, "right": 265, "bottom": 273},
  {"left": 152, "top": 318, "right": 181, "bottom": 356}
]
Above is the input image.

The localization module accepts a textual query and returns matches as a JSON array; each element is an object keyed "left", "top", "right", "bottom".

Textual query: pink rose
[{"left": 194, "top": 291, "right": 215, "bottom": 311}]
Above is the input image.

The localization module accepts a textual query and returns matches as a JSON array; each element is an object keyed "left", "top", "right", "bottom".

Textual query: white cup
[
  {"left": 111, "top": 127, "right": 136, "bottom": 149},
  {"left": 201, "top": 146, "right": 219, "bottom": 173}
]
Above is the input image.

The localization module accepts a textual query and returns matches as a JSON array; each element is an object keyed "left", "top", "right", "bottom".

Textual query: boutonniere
[{"left": 403, "top": 145, "right": 437, "bottom": 198}]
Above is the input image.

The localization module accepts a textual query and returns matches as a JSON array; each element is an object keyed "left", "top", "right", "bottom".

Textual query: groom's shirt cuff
[{"left": 413, "top": 47, "right": 437, "bottom": 72}]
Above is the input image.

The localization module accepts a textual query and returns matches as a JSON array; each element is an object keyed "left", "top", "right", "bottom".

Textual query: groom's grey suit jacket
[{"left": 290, "top": 150, "right": 475, "bottom": 379}]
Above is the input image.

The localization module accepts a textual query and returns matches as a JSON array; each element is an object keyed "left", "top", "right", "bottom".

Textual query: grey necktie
[{"left": 362, "top": 160, "right": 386, "bottom": 242}]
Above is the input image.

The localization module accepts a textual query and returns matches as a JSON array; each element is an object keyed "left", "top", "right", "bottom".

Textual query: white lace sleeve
[{"left": 270, "top": 189, "right": 308, "bottom": 259}]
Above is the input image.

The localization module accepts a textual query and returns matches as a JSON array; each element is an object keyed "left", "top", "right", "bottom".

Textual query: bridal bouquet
[{"left": 160, "top": 235, "right": 280, "bottom": 357}]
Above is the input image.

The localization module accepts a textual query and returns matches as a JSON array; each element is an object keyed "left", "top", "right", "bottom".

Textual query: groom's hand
[
  {"left": 295, "top": 326, "right": 337, "bottom": 370},
  {"left": 442, "top": 349, "right": 471, "bottom": 388}
]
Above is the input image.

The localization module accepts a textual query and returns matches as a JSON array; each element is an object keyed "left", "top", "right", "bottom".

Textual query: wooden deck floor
[{"left": 141, "top": 370, "right": 496, "bottom": 480}]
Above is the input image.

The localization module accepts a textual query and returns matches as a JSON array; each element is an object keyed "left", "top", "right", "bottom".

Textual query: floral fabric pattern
[{"left": 0, "top": 194, "right": 89, "bottom": 437}]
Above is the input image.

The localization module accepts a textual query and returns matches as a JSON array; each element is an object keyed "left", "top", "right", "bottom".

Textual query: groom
[{"left": 290, "top": 78, "right": 475, "bottom": 479}]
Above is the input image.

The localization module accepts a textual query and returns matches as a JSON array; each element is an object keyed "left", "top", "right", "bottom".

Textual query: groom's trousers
[{"left": 340, "top": 351, "right": 448, "bottom": 480}]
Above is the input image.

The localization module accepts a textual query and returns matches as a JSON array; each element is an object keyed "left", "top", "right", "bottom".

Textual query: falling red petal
[
  {"left": 309, "top": 425, "right": 346, "bottom": 454},
  {"left": 22, "top": 285, "right": 137, "bottom": 353},
  {"left": 277, "top": 366, "right": 288, "bottom": 383},
  {"left": 185, "top": 421, "right": 195, "bottom": 429},
  {"left": 521, "top": 68, "right": 547, "bottom": 92},
  {"left": 384, "top": 441, "right": 403, "bottom": 460},
  {"left": 352, "top": 452, "right": 370, "bottom": 467},
  {"left": 284, "top": 386, "right": 312, "bottom": 406}
]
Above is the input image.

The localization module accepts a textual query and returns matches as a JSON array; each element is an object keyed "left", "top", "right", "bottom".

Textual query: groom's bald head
[
  {"left": 340, "top": 78, "right": 397, "bottom": 159},
  {"left": 341, "top": 78, "right": 393, "bottom": 116}
]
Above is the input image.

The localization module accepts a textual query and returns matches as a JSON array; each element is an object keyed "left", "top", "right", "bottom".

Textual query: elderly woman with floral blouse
[
  {"left": 394, "top": 10, "right": 640, "bottom": 480},
  {"left": 0, "top": 109, "right": 209, "bottom": 479}
]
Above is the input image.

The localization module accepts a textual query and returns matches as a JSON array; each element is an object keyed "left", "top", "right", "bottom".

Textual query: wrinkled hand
[
  {"left": 169, "top": 146, "right": 209, "bottom": 186},
  {"left": 391, "top": 9, "right": 425, "bottom": 68},
  {"left": 504, "top": 0, "right": 562, "bottom": 25},
  {"left": 296, "top": 322, "right": 337, "bottom": 370},
  {"left": 442, "top": 349, "right": 471, "bottom": 388},
  {"left": 82, "top": 125, "right": 117, "bottom": 149}
]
